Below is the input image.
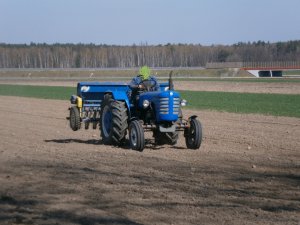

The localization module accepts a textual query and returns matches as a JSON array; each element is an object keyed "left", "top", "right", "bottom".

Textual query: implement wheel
[
  {"left": 100, "top": 94, "right": 128, "bottom": 145},
  {"left": 129, "top": 120, "right": 145, "bottom": 151},
  {"left": 70, "top": 106, "right": 81, "bottom": 131},
  {"left": 185, "top": 117, "right": 202, "bottom": 149}
]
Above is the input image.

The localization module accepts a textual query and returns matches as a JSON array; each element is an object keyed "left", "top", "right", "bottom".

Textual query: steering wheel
[{"left": 139, "top": 80, "right": 155, "bottom": 92}]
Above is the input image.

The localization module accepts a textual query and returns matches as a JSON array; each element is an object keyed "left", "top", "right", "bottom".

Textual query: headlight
[
  {"left": 164, "top": 86, "right": 169, "bottom": 91},
  {"left": 180, "top": 99, "right": 187, "bottom": 107},
  {"left": 142, "top": 100, "right": 150, "bottom": 108}
]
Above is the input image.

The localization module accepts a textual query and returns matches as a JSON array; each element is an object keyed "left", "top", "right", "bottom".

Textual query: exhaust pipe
[{"left": 169, "top": 71, "right": 174, "bottom": 90}]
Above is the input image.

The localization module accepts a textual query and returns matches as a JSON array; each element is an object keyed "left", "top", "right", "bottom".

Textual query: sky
[{"left": 0, "top": 0, "right": 299, "bottom": 46}]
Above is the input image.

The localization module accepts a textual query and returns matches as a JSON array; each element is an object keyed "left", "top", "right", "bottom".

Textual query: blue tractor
[{"left": 68, "top": 73, "right": 202, "bottom": 151}]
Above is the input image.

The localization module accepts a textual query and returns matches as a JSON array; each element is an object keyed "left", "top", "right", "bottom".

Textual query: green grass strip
[
  {"left": 0, "top": 84, "right": 299, "bottom": 118},
  {"left": 0, "top": 84, "right": 75, "bottom": 100},
  {"left": 180, "top": 91, "right": 300, "bottom": 118}
]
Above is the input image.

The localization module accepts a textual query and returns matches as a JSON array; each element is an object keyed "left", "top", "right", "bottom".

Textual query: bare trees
[{"left": 0, "top": 41, "right": 299, "bottom": 68}]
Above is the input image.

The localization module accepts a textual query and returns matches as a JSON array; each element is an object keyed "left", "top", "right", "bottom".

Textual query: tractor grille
[
  {"left": 173, "top": 97, "right": 180, "bottom": 115},
  {"left": 159, "top": 97, "right": 180, "bottom": 115}
]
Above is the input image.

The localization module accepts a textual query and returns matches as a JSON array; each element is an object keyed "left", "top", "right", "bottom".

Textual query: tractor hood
[{"left": 139, "top": 90, "right": 180, "bottom": 122}]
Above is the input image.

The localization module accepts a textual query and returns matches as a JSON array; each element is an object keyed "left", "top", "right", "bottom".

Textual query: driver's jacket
[{"left": 129, "top": 75, "right": 160, "bottom": 91}]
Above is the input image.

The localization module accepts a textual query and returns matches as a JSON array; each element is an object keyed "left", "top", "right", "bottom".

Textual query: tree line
[{"left": 0, "top": 40, "right": 299, "bottom": 68}]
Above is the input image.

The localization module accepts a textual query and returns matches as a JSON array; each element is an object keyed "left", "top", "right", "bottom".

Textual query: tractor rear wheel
[
  {"left": 154, "top": 108, "right": 181, "bottom": 145},
  {"left": 129, "top": 120, "right": 145, "bottom": 151},
  {"left": 185, "top": 117, "right": 202, "bottom": 149},
  {"left": 70, "top": 106, "right": 81, "bottom": 131},
  {"left": 154, "top": 131, "right": 179, "bottom": 145},
  {"left": 100, "top": 94, "right": 128, "bottom": 145}
]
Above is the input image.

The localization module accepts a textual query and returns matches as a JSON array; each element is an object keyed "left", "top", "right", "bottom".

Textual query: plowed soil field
[{"left": 0, "top": 96, "right": 299, "bottom": 225}]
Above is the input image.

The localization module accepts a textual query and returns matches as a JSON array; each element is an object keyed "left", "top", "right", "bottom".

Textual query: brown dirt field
[
  {"left": 0, "top": 96, "right": 299, "bottom": 225},
  {"left": 1, "top": 79, "right": 300, "bottom": 94}
]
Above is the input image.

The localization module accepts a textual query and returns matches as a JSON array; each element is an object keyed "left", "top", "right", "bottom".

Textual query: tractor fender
[
  {"left": 185, "top": 115, "right": 199, "bottom": 135},
  {"left": 129, "top": 117, "right": 138, "bottom": 122},
  {"left": 105, "top": 91, "right": 131, "bottom": 116},
  {"left": 189, "top": 115, "right": 198, "bottom": 120},
  {"left": 187, "top": 115, "right": 198, "bottom": 125}
]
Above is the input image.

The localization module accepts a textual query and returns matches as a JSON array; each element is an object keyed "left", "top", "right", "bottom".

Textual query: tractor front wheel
[
  {"left": 129, "top": 120, "right": 145, "bottom": 151},
  {"left": 70, "top": 106, "right": 81, "bottom": 131},
  {"left": 185, "top": 117, "right": 202, "bottom": 149}
]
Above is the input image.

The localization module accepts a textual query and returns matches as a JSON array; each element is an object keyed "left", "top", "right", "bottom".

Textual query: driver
[{"left": 129, "top": 66, "right": 160, "bottom": 91}]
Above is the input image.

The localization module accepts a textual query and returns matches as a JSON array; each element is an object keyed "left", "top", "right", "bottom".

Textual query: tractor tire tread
[
  {"left": 70, "top": 106, "right": 81, "bottom": 131},
  {"left": 100, "top": 94, "right": 128, "bottom": 145}
]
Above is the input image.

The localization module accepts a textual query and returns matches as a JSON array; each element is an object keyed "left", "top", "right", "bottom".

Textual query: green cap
[{"left": 139, "top": 66, "right": 151, "bottom": 80}]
